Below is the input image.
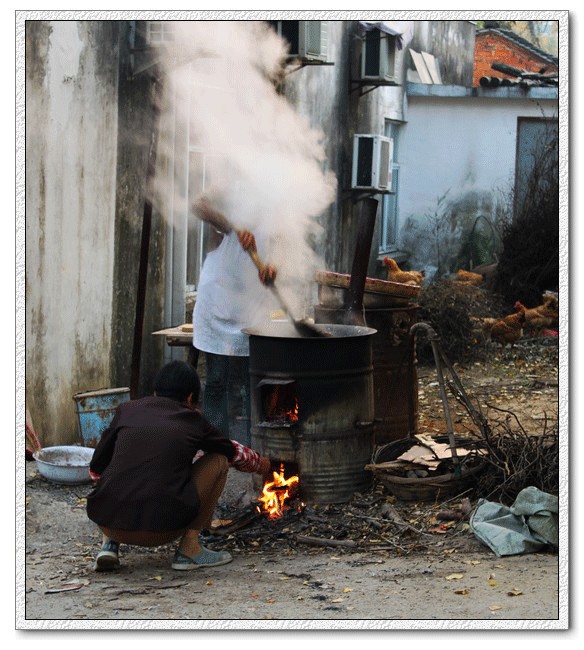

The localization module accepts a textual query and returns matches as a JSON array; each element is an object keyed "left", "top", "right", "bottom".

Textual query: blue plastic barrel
[{"left": 72, "top": 388, "right": 130, "bottom": 448}]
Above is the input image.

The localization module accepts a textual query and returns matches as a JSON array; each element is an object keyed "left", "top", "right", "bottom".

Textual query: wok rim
[{"left": 242, "top": 323, "right": 377, "bottom": 339}]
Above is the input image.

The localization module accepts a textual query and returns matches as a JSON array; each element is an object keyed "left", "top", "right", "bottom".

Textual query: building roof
[
  {"left": 406, "top": 81, "right": 558, "bottom": 100},
  {"left": 476, "top": 27, "right": 558, "bottom": 67}
]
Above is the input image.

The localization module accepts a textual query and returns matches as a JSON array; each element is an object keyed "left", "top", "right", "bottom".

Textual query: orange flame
[
  {"left": 287, "top": 399, "right": 299, "bottom": 422},
  {"left": 264, "top": 386, "right": 299, "bottom": 424},
  {"left": 257, "top": 465, "right": 299, "bottom": 519}
]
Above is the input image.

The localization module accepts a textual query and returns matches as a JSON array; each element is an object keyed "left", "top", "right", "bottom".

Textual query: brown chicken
[
  {"left": 541, "top": 294, "right": 560, "bottom": 327},
  {"left": 383, "top": 257, "right": 425, "bottom": 285},
  {"left": 542, "top": 292, "right": 559, "bottom": 309},
  {"left": 454, "top": 269, "right": 484, "bottom": 286},
  {"left": 514, "top": 299, "right": 558, "bottom": 336},
  {"left": 470, "top": 316, "right": 500, "bottom": 339},
  {"left": 490, "top": 307, "right": 526, "bottom": 347}
]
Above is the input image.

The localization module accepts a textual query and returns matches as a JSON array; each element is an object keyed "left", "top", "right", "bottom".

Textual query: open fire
[{"left": 257, "top": 464, "right": 300, "bottom": 519}]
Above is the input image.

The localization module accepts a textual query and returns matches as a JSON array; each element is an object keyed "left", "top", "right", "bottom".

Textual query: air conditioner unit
[
  {"left": 351, "top": 135, "right": 394, "bottom": 191},
  {"left": 360, "top": 29, "right": 397, "bottom": 83},
  {"left": 270, "top": 20, "right": 328, "bottom": 62}
]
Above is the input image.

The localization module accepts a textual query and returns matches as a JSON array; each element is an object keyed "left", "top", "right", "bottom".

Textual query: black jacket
[{"left": 87, "top": 396, "right": 236, "bottom": 532}]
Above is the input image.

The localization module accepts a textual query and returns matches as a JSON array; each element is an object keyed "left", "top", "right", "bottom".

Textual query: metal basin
[{"left": 33, "top": 445, "right": 94, "bottom": 485}]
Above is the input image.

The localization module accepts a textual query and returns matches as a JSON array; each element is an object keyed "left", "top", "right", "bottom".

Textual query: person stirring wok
[
  {"left": 191, "top": 194, "right": 278, "bottom": 443},
  {"left": 87, "top": 360, "right": 273, "bottom": 571}
]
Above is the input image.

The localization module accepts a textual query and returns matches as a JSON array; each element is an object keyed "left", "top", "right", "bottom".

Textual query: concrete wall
[
  {"left": 398, "top": 89, "right": 558, "bottom": 276},
  {"left": 282, "top": 20, "right": 408, "bottom": 277},
  {"left": 408, "top": 20, "right": 475, "bottom": 86},
  {"left": 282, "top": 20, "right": 351, "bottom": 273},
  {"left": 110, "top": 23, "right": 168, "bottom": 399},
  {"left": 26, "top": 21, "right": 121, "bottom": 445},
  {"left": 356, "top": 39, "right": 409, "bottom": 277}
]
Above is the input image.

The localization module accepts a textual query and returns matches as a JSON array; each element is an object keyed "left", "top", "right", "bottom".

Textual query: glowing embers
[
  {"left": 257, "top": 463, "right": 300, "bottom": 519},
  {"left": 259, "top": 379, "right": 299, "bottom": 427}
]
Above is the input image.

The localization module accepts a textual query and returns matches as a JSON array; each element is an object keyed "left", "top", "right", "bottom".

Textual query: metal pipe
[
  {"left": 409, "top": 323, "right": 460, "bottom": 471},
  {"left": 346, "top": 197, "right": 378, "bottom": 324}
]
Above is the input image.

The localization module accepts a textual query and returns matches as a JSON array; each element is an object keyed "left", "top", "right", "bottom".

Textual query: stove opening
[{"left": 258, "top": 379, "right": 299, "bottom": 427}]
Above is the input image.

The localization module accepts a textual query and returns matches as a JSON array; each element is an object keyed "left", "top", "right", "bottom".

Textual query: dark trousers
[
  {"left": 203, "top": 352, "right": 250, "bottom": 443},
  {"left": 99, "top": 453, "right": 230, "bottom": 546}
]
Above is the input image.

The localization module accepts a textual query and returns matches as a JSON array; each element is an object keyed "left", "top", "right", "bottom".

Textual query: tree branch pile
[
  {"left": 470, "top": 407, "right": 559, "bottom": 506},
  {"left": 407, "top": 355, "right": 560, "bottom": 509},
  {"left": 446, "top": 376, "right": 559, "bottom": 506},
  {"left": 417, "top": 280, "right": 506, "bottom": 362}
]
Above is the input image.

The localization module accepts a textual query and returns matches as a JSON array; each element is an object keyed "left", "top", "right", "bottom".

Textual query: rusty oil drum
[
  {"left": 244, "top": 322, "right": 376, "bottom": 504},
  {"left": 314, "top": 305, "right": 419, "bottom": 445}
]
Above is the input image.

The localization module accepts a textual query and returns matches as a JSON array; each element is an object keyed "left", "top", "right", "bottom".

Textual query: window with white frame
[
  {"left": 267, "top": 20, "right": 329, "bottom": 62},
  {"left": 146, "top": 21, "right": 176, "bottom": 45},
  {"left": 379, "top": 120, "right": 401, "bottom": 254}
]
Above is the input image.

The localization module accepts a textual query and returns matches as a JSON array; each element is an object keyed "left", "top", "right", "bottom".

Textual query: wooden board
[
  {"left": 152, "top": 324, "right": 193, "bottom": 345},
  {"left": 409, "top": 49, "right": 433, "bottom": 84},
  {"left": 421, "top": 51, "right": 442, "bottom": 84},
  {"left": 316, "top": 270, "right": 420, "bottom": 300}
]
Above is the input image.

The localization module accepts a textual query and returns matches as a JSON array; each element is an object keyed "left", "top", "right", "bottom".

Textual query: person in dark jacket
[{"left": 87, "top": 360, "right": 272, "bottom": 572}]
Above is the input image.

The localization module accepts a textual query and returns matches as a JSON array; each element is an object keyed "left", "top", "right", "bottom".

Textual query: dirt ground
[{"left": 19, "top": 339, "right": 565, "bottom": 630}]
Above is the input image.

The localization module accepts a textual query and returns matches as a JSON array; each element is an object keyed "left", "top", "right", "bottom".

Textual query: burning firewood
[{"left": 257, "top": 464, "right": 300, "bottom": 520}]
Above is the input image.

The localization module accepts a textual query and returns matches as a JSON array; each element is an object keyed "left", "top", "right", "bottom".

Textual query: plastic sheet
[{"left": 470, "top": 486, "right": 558, "bottom": 556}]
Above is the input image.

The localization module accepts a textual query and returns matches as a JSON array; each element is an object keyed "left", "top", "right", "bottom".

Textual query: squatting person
[{"left": 86, "top": 359, "right": 271, "bottom": 571}]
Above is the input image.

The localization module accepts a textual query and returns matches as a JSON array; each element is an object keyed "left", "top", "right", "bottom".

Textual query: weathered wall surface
[
  {"left": 281, "top": 21, "right": 350, "bottom": 274},
  {"left": 26, "top": 21, "right": 121, "bottom": 445},
  {"left": 408, "top": 21, "right": 475, "bottom": 86},
  {"left": 398, "top": 92, "right": 558, "bottom": 276},
  {"left": 283, "top": 20, "right": 408, "bottom": 277},
  {"left": 356, "top": 38, "right": 409, "bottom": 277},
  {"left": 110, "top": 23, "right": 167, "bottom": 398}
]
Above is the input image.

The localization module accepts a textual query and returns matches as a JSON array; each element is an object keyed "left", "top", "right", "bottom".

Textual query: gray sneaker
[
  {"left": 171, "top": 546, "right": 233, "bottom": 571},
  {"left": 93, "top": 540, "right": 120, "bottom": 571}
]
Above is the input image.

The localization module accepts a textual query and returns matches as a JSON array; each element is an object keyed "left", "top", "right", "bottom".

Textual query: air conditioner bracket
[
  {"left": 285, "top": 59, "right": 335, "bottom": 75},
  {"left": 344, "top": 189, "right": 395, "bottom": 203},
  {"left": 349, "top": 79, "right": 400, "bottom": 96}
]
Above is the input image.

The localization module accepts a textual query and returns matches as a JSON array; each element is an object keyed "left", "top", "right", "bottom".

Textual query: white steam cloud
[{"left": 156, "top": 20, "right": 337, "bottom": 321}]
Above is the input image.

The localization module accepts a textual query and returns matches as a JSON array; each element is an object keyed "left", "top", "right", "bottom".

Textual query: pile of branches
[
  {"left": 416, "top": 279, "right": 506, "bottom": 363},
  {"left": 471, "top": 407, "right": 559, "bottom": 505},
  {"left": 446, "top": 376, "right": 560, "bottom": 505}
]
